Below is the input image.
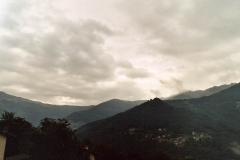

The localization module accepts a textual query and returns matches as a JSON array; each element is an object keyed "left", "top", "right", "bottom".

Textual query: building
[{"left": 0, "top": 134, "right": 6, "bottom": 160}]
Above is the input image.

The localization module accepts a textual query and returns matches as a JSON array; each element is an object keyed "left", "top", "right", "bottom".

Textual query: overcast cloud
[{"left": 0, "top": 0, "right": 240, "bottom": 105}]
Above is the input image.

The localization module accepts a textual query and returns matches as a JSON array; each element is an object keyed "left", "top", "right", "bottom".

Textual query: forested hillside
[
  {"left": 66, "top": 99, "right": 145, "bottom": 128},
  {"left": 77, "top": 98, "right": 240, "bottom": 159},
  {"left": 167, "top": 83, "right": 236, "bottom": 100},
  {"left": 2, "top": 83, "right": 240, "bottom": 159},
  {"left": 0, "top": 112, "right": 86, "bottom": 160},
  {"left": 0, "top": 91, "right": 92, "bottom": 125},
  {"left": 167, "top": 82, "right": 240, "bottom": 130}
]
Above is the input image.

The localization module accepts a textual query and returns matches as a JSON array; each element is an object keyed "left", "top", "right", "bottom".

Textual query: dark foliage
[
  {"left": 0, "top": 91, "right": 92, "bottom": 125},
  {"left": 0, "top": 111, "right": 33, "bottom": 157},
  {"left": 2, "top": 83, "right": 240, "bottom": 160},
  {"left": 77, "top": 96, "right": 240, "bottom": 160},
  {"left": 31, "top": 118, "right": 80, "bottom": 160},
  {"left": 66, "top": 99, "right": 145, "bottom": 124},
  {"left": 0, "top": 112, "right": 83, "bottom": 160}
]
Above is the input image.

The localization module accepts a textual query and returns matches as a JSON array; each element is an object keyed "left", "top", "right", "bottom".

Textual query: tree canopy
[{"left": 0, "top": 112, "right": 82, "bottom": 160}]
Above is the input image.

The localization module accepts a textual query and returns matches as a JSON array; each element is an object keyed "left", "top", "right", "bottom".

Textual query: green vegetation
[
  {"left": 77, "top": 98, "right": 240, "bottom": 160},
  {"left": 2, "top": 83, "right": 240, "bottom": 159},
  {"left": 0, "top": 91, "right": 93, "bottom": 125},
  {"left": 168, "top": 83, "right": 236, "bottom": 100},
  {"left": 0, "top": 111, "right": 84, "bottom": 160},
  {"left": 0, "top": 111, "right": 32, "bottom": 158},
  {"left": 66, "top": 99, "right": 145, "bottom": 126},
  {"left": 1, "top": 111, "right": 178, "bottom": 160}
]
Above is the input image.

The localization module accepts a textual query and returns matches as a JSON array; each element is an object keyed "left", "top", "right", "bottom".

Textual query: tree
[
  {"left": 0, "top": 111, "right": 33, "bottom": 158},
  {"left": 31, "top": 118, "right": 81, "bottom": 160}
]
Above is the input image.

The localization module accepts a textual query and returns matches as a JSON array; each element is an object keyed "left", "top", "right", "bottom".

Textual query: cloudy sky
[{"left": 0, "top": 0, "right": 240, "bottom": 105}]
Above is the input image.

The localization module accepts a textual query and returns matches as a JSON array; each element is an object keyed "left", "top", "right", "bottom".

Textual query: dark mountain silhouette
[
  {"left": 66, "top": 99, "right": 145, "bottom": 127},
  {"left": 167, "top": 82, "right": 240, "bottom": 130},
  {"left": 77, "top": 98, "right": 240, "bottom": 159},
  {"left": 77, "top": 98, "right": 219, "bottom": 142},
  {"left": 1, "top": 82, "right": 240, "bottom": 159},
  {"left": 167, "top": 83, "right": 236, "bottom": 100},
  {"left": 77, "top": 84, "right": 240, "bottom": 159},
  {"left": 204, "top": 82, "right": 240, "bottom": 102},
  {"left": 0, "top": 91, "right": 93, "bottom": 125}
]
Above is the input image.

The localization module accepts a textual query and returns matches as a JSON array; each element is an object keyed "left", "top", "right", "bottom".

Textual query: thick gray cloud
[
  {"left": 119, "top": 68, "right": 151, "bottom": 79},
  {"left": 117, "top": 0, "right": 240, "bottom": 58},
  {"left": 0, "top": 0, "right": 240, "bottom": 105},
  {"left": 0, "top": 0, "right": 151, "bottom": 105},
  {"left": 115, "top": 0, "right": 240, "bottom": 93}
]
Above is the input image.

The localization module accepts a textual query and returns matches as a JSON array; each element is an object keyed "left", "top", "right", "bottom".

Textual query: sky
[{"left": 0, "top": 0, "right": 240, "bottom": 105}]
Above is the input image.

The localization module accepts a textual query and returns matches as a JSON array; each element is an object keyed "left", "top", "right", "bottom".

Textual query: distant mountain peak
[
  {"left": 130, "top": 98, "right": 174, "bottom": 113},
  {"left": 205, "top": 82, "right": 240, "bottom": 102},
  {"left": 0, "top": 91, "right": 92, "bottom": 125},
  {"left": 167, "top": 83, "right": 237, "bottom": 100},
  {"left": 66, "top": 99, "right": 146, "bottom": 125},
  {"left": 153, "top": 97, "right": 162, "bottom": 101},
  {"left": 146, "top": 97, "right": 163, "bottom": 102},
  {"left": 145, "top": 98, "right": 165, "bottom": 106}
]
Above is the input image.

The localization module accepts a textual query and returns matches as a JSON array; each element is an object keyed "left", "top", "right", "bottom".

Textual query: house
[
  {"left": 83, "top": 145, "right": 96, "bottom": 160},
  {"left": 5, "top": 154, "right": 30, "bottom": 160},
  {"left": 0, "top": 134, "right": 6, "bottom": 160},
  {"left": 129, "top": 127, "right": 143, "bottom": 134},
  {"left": 90, "top": 154, "right": 95, "bottom": 160},
  {"left": 193, "top": 137, "right": 199, "bottom": 141},
  {"left": 129, "top": 128, "right": 135, "bottom": 132}
]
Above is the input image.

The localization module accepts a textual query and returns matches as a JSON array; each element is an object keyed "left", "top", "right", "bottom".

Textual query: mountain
[
  {"left": 77, "top": 82, "right": 240, "bottom": 159},
  {"left": 66, "top": 99, "right": 145, "bottom": 128},
  {"left": 0, "top": 91, "right": 93, "bottom": 125},
  {"left": 167, "top": 83, "right": 236, "bottom": 100},
  {"left": 77, "top": 98, "right": 213, "bottom": 138},
  {"left": 77, "top": 98, "right": 240, "bottom": 159},
  {"left": 167, "top": 82, "right": 240, "bottom": 130},
  {"left": 204, "top": 82, "right": 240, "bottom": 102}
]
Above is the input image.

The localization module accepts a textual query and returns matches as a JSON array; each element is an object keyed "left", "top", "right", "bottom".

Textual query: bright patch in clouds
[{"left": 1, "top": 0, "right": 240, "bottom": 105}]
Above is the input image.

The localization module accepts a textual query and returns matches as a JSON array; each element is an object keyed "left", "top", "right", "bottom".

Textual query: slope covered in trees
[
  {"left": 167, "top": 82, "right": 240, "bottom": 130},
  {"left": 0, "top": 91, "right": 92, "bottom": 125},
  {"left": 1, "top": 83, "right": 240, "bottom": 159},
  {"left": 77, "top": 98, "right": 240, "bottom": 159},
  {"left": 167, "top": 83, "right": 236, "bottom": 100},
  {"left": 66, "top": 99, "right": 145, "bottom": 127},
  {"left": 0, "top": 111, "right": 85, "bottom": 160}
]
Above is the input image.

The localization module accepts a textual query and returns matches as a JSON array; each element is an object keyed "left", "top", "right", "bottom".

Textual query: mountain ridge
[
  {"left": 77, "top": 98, "right": 215, "bottom": 139},
  {"left": 166, "top": 82, "right": 240, "bottom": 130},
  {"left": 66, "top": 99, "right": 146, "bottom": 127},
  {"left": 76, "top": 97, "right": 240, "bottom": 159},
  {"left": 0, "top": 91, "right": 93, "bottom": 125},
  {"left": 167, "top": 83, "right": 236, "bottom": 100},
  {"left": 76, "top": 90, "right": 240, "bottom": 160}
]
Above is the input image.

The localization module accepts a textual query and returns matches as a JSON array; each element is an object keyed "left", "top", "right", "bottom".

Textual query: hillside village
[
  {"left": 1, "top": 83, "right": 240, "bottom": 159},
  {"left": 126, "top": 127, "right": 212, "bottom": 146}
]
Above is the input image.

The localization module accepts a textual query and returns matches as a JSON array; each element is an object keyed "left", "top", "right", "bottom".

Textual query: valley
[{"left": 0, "top": 83, "right": 240, "bottom": 159}]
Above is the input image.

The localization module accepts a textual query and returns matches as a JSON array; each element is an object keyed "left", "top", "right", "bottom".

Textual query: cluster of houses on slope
[
  {"left": 155, "top": 130, "right": 212, "bottom": 146},
  {"left": 128, "top": 127, "right": 212, "bottom": 146},
  {"left": 191, "top": 131, "right": 212, "bottom": 141},
  {"left": 0, "top": 134, "right": 29, "bottom": 160}
]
